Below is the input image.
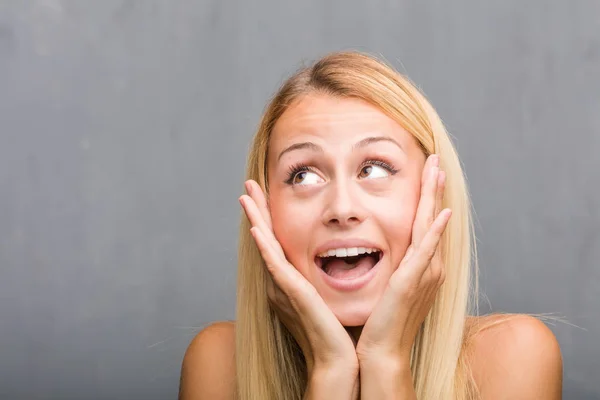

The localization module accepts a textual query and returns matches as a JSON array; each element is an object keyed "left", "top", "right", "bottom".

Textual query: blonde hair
[{"left": 236, "top": 51, "right": 482, "bottom": 399}]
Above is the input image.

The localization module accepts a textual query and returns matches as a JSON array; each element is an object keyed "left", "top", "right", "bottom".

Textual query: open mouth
[{"left": 315, "top": 248, "right": 383, "bottom": 280}]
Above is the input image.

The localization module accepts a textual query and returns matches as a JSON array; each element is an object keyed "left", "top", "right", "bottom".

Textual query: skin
[
  {"left": 178, "top": 93, "right": 563, "bottom": 399},
  {"left": 242, "top": 93, "right": 451, "bottom": 398},
  {"left": 266, "top": 94, "right": 425, "bottom": 329}
]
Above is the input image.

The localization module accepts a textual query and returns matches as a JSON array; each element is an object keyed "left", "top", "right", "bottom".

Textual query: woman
[{"left": 179, "top": 51, "right": 563, "bottom": 399}]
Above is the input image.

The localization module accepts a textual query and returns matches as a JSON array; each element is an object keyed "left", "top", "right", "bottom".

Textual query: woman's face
[{"left": 267, "top": 93, "right": 426, "bottom": 326}]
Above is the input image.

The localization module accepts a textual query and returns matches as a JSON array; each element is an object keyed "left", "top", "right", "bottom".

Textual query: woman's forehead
[{"left": 270, "top": 93, "right": 417, "bottom": 155}]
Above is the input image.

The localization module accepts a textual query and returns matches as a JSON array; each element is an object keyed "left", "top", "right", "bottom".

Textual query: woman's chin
[
  {"left": 331, "top": 306, "right": 372, "bottom": 327},
  {"left": 321, "top": 293, "right": 380, "bottom": 327},
  {"left": 339, "top": 315, "right": 368, "bottom": 327}
]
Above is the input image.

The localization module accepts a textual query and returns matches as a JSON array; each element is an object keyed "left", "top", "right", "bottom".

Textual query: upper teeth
[{"left": 317, "top": 247, "right": 379, "bottom": 258}]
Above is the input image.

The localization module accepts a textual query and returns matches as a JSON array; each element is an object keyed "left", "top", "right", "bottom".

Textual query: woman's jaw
[{"left": 312, "top": 249, "right": 395, "bottom": 327}]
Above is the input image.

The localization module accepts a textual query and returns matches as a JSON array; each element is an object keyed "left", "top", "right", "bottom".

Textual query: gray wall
[{"left": 0, "top": 1, "right": 598, "bottom": 399}]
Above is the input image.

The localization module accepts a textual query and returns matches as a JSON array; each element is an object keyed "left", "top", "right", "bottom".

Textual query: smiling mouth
[{"left": 315, "top": 250, "right": 383, "bottom": 278}]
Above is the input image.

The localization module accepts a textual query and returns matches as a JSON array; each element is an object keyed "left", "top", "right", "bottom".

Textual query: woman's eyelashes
[
  {"left": 358, "top": 159, "right": 399, "bottom": 179},
  {"left": 284, "top": 164, "right": 323, "bottom": 186},
  {"left": 284, "top": 159, "right": 399, "bottom": 186}
]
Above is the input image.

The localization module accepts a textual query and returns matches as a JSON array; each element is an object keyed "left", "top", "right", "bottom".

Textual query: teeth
[
  {"left": 317, "top": 247, "right": 380, "bottom": 258},
  {"left": 335, "top": 248, "right": 347, "bottom": 257}
]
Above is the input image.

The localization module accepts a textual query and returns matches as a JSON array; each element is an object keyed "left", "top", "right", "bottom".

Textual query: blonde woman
[{"left": 179, "top": 51, "right": 563, "bottom": 399}]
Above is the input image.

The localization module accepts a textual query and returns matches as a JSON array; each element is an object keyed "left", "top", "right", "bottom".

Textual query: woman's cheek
[
  {"left": 377, "top": 198, "right": 417, "bottom": 262},
  {"left": 270, "top": 202, "right": 311, "bottom": 269}
]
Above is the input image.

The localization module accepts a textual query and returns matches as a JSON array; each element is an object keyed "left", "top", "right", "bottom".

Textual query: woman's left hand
[{"left": 355, "top": 154, "right": 452, "bottom": 368}]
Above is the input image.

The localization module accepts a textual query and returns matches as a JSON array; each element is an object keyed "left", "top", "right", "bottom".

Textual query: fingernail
[
  {"left": 432, "top": 154, "right": 440, "bottom": 167},
  {"left": 244, "top": 181, "right": 252, "bottom": 195},
  {"left": 443, "top": 208, "right": 452, "bottom": 220},
  {"left": 238, "top": 196, "right": 245, "bottom": 206}
]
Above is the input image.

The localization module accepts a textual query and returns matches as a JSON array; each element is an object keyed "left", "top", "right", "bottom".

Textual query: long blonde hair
[{"left": 236, "top": 51, "right": 481, "bottom": 399}]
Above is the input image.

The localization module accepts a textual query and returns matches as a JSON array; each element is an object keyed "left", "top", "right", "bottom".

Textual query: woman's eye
[
  {"left": 292, "top": 170, "right": 323, "bottom": 186},
  {"left": 359, "top": 164, "right": 390, "bottom": 179},
  {"left": 286, "top": 161, "right": 397, "bottom": 185}
]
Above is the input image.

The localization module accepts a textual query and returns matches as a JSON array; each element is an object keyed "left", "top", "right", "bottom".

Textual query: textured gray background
[{"left": 0, "top": 1, "right": 598, "bottom": 399}]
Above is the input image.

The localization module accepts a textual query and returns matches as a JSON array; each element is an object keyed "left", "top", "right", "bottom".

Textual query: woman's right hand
[{"left": 239, "top": 180, "right": 359, "bottom": 379}]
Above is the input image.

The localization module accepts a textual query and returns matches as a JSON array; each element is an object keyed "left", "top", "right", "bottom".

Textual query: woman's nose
[{"left": 321, "top": 181, "right": 365, "bottom": 228}]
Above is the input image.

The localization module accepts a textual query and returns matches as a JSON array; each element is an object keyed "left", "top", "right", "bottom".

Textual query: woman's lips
[{"left": 315, "top": 253, "right": 383, "bottom": 292}]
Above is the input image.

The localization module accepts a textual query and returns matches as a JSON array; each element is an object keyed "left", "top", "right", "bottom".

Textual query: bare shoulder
[
  {"left": 466, "top": 314, "right": 563, "bottom": 399},
  {"left": 179, "top": 321, "right": 236, "bottom": 400}
]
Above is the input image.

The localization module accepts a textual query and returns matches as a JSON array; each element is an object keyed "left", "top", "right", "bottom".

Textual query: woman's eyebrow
[
  {"left": 353, "top": 136, "right": 404, "bottom": 153},
  {"left": 277, "top": 142, "right": 323, "bottom": 162},
  {"left": 277, "top": 136, "right": 404, "bottom": 162}
]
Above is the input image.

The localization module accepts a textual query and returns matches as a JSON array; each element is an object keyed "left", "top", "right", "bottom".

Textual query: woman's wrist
[
  {"left": 358, "top": 356, "right": 416, "bottom": 399},
  {"left": 358, "top": 350, "right": 411, "bottom": 370},
  {"left": 305, "top": 362, "right": 359, "bottom": 400}
]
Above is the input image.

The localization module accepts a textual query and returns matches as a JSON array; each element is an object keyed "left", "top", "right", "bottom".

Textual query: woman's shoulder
[
  {"left": 179, "top": 321, "right": 236, "bottom": 399},
  {"left": 179, "top": 317, "right": 562, "bottom": 398},
  {"left": 465, "top": 314, "right": 563, "bottom": 398}
]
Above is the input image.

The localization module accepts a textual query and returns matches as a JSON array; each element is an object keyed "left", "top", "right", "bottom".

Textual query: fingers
[
  {"left": 249, "top": 226, "right": 306, "bottom": 296},
  {"left": 412, "top": 154, "right": 440, "bottom": 246},
  {"left": 249, "top": 227, "right": 296, "bottom": 306},
  {"left": 242, "top": 182, "right": 356, "bottom": 365},
  {"left": 240, "top": 180, "right": 272, "bottom": 234},
  {"left": 240, "top": 195, "right": 275, "bottom": 245},
  {"left": 240, "top": 185, "right": 284, "bottom": 304},
  {"left": 435, "top": 170, "right": 445, "bottom": 217},
  {"left": 247, "top": 208, "right": 306, "bottom": 326},
  {"left": 250, "top": 225, "right": 332, "bottom": 336},
  {"left": 241, "top": 190, "right": 311, "bottom": 297},
  {"left": 239, "top": 184, "right": 285, "bottom": 258},
  {"left": 245, "top": 180, "right": 273, "bottom": 230},
  {"left": 240, "top": 181, "right": 315, "bottom": 309},
  {"left": 413, "top": 208, "right": 452, "bottom": 281},
  {"left": 431, "top": 170, "right": 446, "bottom": 272}
]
